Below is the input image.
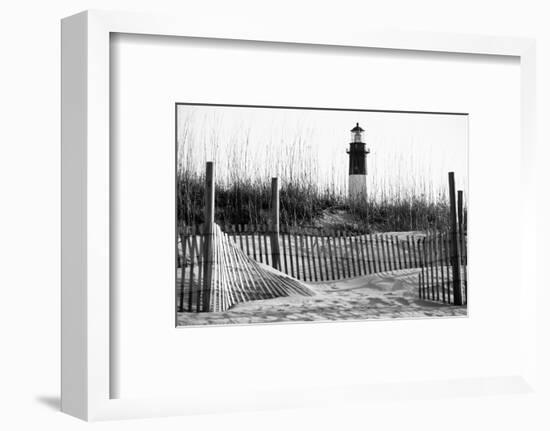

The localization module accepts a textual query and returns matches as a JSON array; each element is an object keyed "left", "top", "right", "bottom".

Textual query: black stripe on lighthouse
[{"left": 347, "top": 122, "right": 369, "bottom": 175}]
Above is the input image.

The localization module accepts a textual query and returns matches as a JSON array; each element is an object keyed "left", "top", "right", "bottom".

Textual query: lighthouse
[{"left": 347, "top": 123, "right": 370, "bottom": 203}]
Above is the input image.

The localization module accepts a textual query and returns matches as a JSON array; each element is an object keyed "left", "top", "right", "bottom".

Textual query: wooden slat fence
[
  {"left": 177, "top": 223, "right": 468, "bottom": 312},
  {"left": 417, "top": 229, "right": 467, "bottom": 306},
  {"left": 178, "top": 223, "right": 426, "bottom": 311},
  {"left": 177, "top": 223, "right": 315, "bottom": 312},
  {"left": 417, "top": 174, "right": 468, "bottom": 307},
  {"left": 284, "top": 228, "right": 422, "bottom": 280}
]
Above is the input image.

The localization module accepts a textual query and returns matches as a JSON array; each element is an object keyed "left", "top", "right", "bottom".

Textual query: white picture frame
[{"left": 61, "top": 9, "right": 538, "bottom": 421}]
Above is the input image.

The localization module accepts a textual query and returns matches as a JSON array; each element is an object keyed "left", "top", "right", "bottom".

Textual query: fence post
[
  {"left": 458, "top": 190, "right": 467, "bottom": 303},
  {"left": 202, "top": 162, "right": 215, "bottom": 312},
  {"left": 448, "top": 172, "right": 463, "bottom": 305},
  {"left": 270, "top": 177, "right": 281, "bottom": 270},
  {"left": 178, "top": 225, "right": 187, "bottom": 312},
  {"left": 457, "top": 190, "right": 465, "bottom": 265}
]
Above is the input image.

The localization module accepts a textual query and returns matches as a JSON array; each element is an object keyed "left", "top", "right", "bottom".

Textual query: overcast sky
[{"left": 177, "top": 104, "right": 468, "bottom": 200}]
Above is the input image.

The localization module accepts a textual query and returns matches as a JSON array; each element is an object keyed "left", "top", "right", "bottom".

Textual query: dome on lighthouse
[{"left": 350, "top": 122, "right": 365, "bottom": 143}]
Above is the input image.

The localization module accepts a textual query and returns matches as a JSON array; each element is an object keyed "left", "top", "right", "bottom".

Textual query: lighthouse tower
[{"left": 347, "top": 123, "right": 370, "bottom": 203}]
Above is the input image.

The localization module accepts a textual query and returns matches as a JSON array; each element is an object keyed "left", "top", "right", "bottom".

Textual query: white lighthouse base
[{"left": 349, "top": 175, "right": 367, "bottom": 204}]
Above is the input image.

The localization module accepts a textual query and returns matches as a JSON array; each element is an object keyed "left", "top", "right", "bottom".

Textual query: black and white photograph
[
  {"left": 3, "top": 1, "right": 545, "bottom": 427},
  {"left": 176, "top": 103, "right": 468, "bottom": 326}
]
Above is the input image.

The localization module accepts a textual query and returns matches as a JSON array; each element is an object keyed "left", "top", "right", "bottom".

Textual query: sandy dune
[{"left": 177, "top": 268, "right": 467, "bottom": 326}]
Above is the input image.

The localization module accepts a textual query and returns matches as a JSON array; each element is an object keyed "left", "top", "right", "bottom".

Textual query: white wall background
[{"left": 0, "top": 1, "right": 548, "bottom": 430}]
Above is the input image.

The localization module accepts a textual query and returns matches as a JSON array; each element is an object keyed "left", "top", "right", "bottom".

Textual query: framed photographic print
[
  {"left": 61, "top": 10, "right": 538, "bottom": 421},
  {"left": 174, "top": 103, "right": 468, "bottom": 327}
]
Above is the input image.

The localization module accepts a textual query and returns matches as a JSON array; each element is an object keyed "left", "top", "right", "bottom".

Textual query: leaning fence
[{"left": 177, "top": 223, "right": 315, "bottom": 313}]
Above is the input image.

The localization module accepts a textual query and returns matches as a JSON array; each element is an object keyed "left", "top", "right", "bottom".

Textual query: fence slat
[
  {"left": 253, "top": 224, "right": 261, "bottom": 263},
  {"left": 311, "top": 234, "right": 320, "bottom": 281},
  {"left": 196, "top": 226, "right": 205, "bottom": 311},
  {"left": 312, "top": 233, "right": 320, "bottom": 281},
  {"left": 327, "top": 232, "right": 337, "bottom": 280},
  {"left": 360, "top": 234, "right": 368, "bottom": 274},
  {"left": 250, "top": 224, "right": 258, "bottom": 262},
  {"left": 281, "top": 227, "right": 289, "bottom": 276},
  {"left": 394, "top": 235, "right": 401, "bottom": 270},
  {"left": 238, "top": 224, "right": 244, "bottom": 254},
  {"left": 417, "top": 238, "right": 424, "bottom": 298},
  {"left": 369, "top": 233, "right": 377, "bottom": 273},
  {"left": 352, "top": 233, "right": 361, "bottom": 276},
  {"left": 187, "top": 226, "right": 197, "bottom": 311},
  {"left": 178, "top": 226, "right": 187, "bottom": 312},
  {"left": 429, "top": 232, "right": 437, "bottom": 300},
  {"left": 293, "top": 231, "right": 300, "bottom": 280},
  {"left": 298, "top": 233, "right": 306, "bottom": 281},
  {"left": 390, "top": 235, "right": 398, "bottom": 271},
  {"left": 243, "top": 224, "right": 250, "bottom": 257},
  {"left": 358, "top": 234, "right": 367, "bottom": 275},
  {"left": 422, "top": 236, "right": 430, "bottom": 300},
  {"left": 435, "top": 233, "right": 445, "bottom": 302},
  {"left": 344, "top": 231, "right": 352, "bottom": 277},
  {"left": 298, "top": 232, "right": 305, "bottom": 281},
  {"left": 433, "top": 232, "right": 440, "bottom": 301},
  {"left": 379, "top": 234, "right": 386, "bottom": 272},
  {"left": 305, "top": 232, "right": 314, "bottom": 282},
  {"left": 263, "top": 225, "right": 269, "bottom": 264},
  {"left": 444, "top": 232, "right": 451, "bottom": 304},
  {"left": 387, "top": 235, "right": 394, "bottom": 272},
  {"left": 346, "top": 231, "right": 357, "bottom": 277},
  {"left": 334, "top": 231, "right": 340, "bottom": 278},
  {"left": 383, "top": 234, "right": 391, "bottom": 272},
  {"left": 253, "top": 224, "right": 260, "bottom": 262},
  {"left": 391, "top": 235, "right": 397, "bottom": 271},
  {"left": 406, "top": 235, "right": 412, "bottom": 269},
  {"left": 354, "top": 235, "right": 361, "bottom": 275},
  {"left": 340, "top": 231, "right": 347, "bottom": 278},
  {"left": 396, "top": 235, "right": 403, "bottom": 269},
  {"left": 320, "top": 234, "right": 329, "bottom": 281},
  {"left": 424, "top": 233, "right": 430, "bottom": 299},
  {"left": 334, "top": 231, "right": 343, "bottom": 278},
  {"left": 411, "top": 235, "right": 419, "bottom": 268},
  {"left": 374, "top": 234, "right": 383, "bottom": 272},
  {"left": 440, "top": 233, "right": 449, "bottom": 302},
  {"left": 288, "top": 229, "right": 295, "bottom": 278},
  {"left": 398, "top": 236, "right": 404, "bottom": 269},
  {"left": 262, "top": 224, "right": 270, "bottom": 267}
]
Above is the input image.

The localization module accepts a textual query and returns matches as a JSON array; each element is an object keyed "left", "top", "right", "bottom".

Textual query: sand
[{"left": 176, "top": 268, "right": 467, "bottom": 326}]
